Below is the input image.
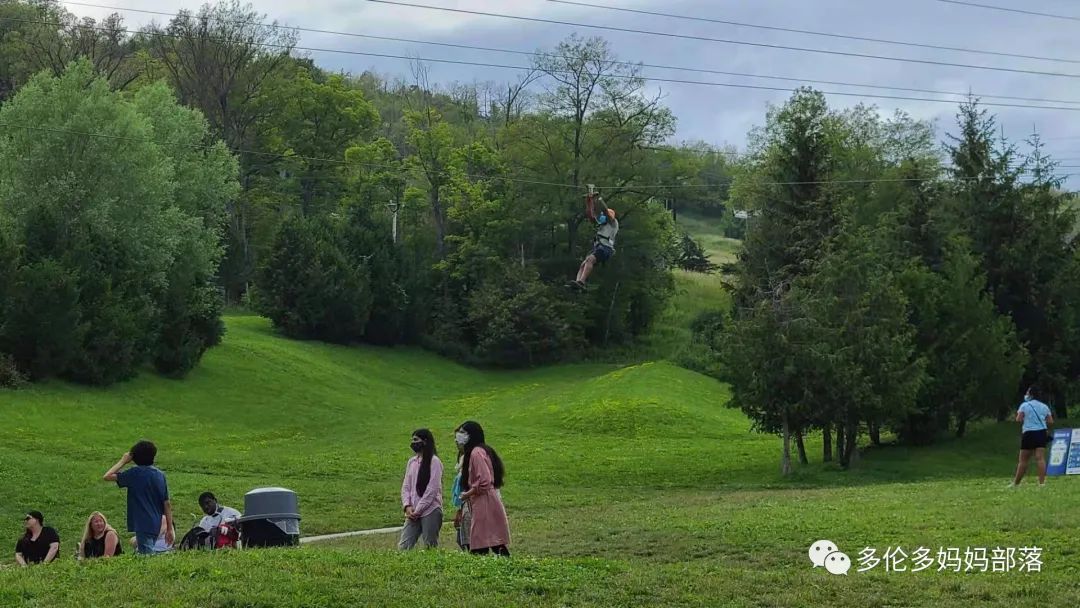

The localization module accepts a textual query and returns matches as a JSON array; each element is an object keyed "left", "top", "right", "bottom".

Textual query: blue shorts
[{"left": 591, "top": 244, "right": 614, "bottom": 263}]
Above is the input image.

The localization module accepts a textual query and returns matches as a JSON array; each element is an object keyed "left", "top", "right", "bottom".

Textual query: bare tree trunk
[
  {"left": 841, "top": 420, "right": 858, "bottom": 469},
  {"left": 850, "top": 429, "right": 861, "bottom": 466},
  {"left": 823, "top": 426, "right": 833, "bottom": 462},
  {"left": 835, "top": 422, "right": 846, "bottom": 464},
  {"left": 431, "top": 190, "right": 446, "bottom": 258},
  {"left": 868, "top": 420, "right": 881, "bottom": 446},
  {"left": 781, "top": 412, "right": 792, "bottom": 476},
  {"left": 603, "top": 281, "right": 621, "bottom": 346},
  {"left": 795, "top": 430, "right": 808, "bottom": 465},
  {"left": 301, "top": 180, "right": 314, "bottom": 217},
  {"left": 955, "top": 416, "right": 968, "bottom": 438}
]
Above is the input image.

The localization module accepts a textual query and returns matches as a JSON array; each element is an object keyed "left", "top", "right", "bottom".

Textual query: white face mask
[{"left": 455, "top": 431, "right": 470, "bottom": 446}]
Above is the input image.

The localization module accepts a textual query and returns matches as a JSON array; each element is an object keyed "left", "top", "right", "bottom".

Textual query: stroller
[{"left": 178, "top": 520, "right": 240, "bottom": 551}]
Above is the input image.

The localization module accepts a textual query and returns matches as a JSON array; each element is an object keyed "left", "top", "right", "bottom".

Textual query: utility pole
[{"left": 387, "top": 200, "right": 401, "bottom": 244}]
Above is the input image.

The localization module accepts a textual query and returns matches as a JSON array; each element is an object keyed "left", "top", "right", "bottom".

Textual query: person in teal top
[
  {"left": 451, "top": 437, "right": 472, "bottom": 551},
  {"left": 1011, "top": 386, "right": 1055, "bottom": 487}
]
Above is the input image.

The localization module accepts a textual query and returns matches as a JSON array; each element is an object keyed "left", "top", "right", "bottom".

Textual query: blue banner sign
[{"left": 1047, "top": 428, "right": 1072, "bottom": 476}]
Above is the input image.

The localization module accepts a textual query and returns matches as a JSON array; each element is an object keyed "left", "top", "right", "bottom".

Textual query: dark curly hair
[{"left": 130, "top": 440, "right": 157, "bottom": 466}]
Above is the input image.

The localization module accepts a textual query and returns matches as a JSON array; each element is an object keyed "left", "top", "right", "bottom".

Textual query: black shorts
[
  {"left": 1021, "top": 430, "right": 1049, "bottom": 450},
  {"left": 592, "top": 243, "right": 614, "bottom": 263}
]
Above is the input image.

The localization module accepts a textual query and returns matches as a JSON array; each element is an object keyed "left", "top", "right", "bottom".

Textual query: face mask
[
  {"left": 455, "top": 431, "right": 469, "bottom": 446},
  {"left": 597, "top": 214, "right": 608, "bottom": 226},
  {"left": 410, "top": 441, "right": 424, "bottom": 453}
]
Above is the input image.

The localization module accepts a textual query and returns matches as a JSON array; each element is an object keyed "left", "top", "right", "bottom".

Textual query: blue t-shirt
[
  {"left": 116, "top": 465, "right": 169, "bottom": 535},
  {"left": 1018, "top": 399, "right": 1052, "bottom": 433}
]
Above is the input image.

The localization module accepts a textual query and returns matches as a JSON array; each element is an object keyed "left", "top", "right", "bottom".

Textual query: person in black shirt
[
  {"left": 15, "top": 511, "right": 60, "bottom": 566},
  {"left": 79, "top": 511, "right": 122, "bottom": 559}
]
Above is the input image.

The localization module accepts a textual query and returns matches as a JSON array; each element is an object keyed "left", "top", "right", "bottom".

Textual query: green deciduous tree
[{"left": 0, "top": 61, "right": 236, "bottom": 384}]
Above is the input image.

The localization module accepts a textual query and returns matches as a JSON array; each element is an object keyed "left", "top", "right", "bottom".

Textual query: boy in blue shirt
[
  {"left": 103, "top": 440, "right": 174, "bottom": 553},
  {"left": 1011, "top": 386, "right": 1055, "bottom": 487}
]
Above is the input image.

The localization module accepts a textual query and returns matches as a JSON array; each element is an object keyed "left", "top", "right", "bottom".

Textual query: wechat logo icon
[{"left": 809, "top": 540, "right": 851, "bottom": 575}]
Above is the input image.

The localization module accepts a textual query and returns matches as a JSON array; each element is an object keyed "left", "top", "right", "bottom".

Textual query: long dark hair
[
  {"left": 458, "top": 421, "right": 504, "bottom": 492},
  {"left": 413, "top": 428, "right": 437, "bottom": 496}
]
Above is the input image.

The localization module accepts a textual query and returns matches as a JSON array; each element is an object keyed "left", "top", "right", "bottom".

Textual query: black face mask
[{"left": 410, "top": 441, "right": 424, "bottom": 453}]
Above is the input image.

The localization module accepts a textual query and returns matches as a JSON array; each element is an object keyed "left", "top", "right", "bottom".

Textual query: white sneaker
[{"left": 1007, "top": 482, "right": 1020, "bottom": 489}]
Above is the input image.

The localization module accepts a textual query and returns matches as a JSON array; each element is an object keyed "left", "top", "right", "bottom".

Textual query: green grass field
[
  {"left": 674, "top": 211, "right": 743, "bottom": 265},
  {"left": 2, "top": 314, "right": 1079, "bottom": 607},
  {"left": 623, "top": 209, "right": 735, "bottom": 362}
]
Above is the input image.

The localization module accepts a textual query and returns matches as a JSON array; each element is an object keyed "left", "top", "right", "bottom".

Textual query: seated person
[
  {"left": 198, "top": 492, "right": 242, "bottom": 531},
  {"left": 80, "top": 511, "right": 123, "bottom": 559},
  {"left": 15, "top": 511, "right": 60, "bottom": 566},
  {"left": 129, "top": 514, "right": 174, "bottom": 554}
]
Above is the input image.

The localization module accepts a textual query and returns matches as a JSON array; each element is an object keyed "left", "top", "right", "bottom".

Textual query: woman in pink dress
[{"left": 456, "top": 421, "right": 510, "bottom": 557}]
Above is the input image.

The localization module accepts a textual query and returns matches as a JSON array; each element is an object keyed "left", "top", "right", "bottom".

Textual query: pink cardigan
[
  {"left": 401, "top": 455, "right": 443, "bottom": 518},
  {"left": 466, "top": 447, "right": 510, "bottom": 550}
]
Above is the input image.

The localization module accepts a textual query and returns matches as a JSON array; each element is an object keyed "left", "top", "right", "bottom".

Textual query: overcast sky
[{"left": 73, "top": 0, "right": 1080, "bottom": 176}]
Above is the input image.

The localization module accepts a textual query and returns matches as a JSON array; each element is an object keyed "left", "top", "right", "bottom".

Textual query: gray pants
[{"left": 399, "top": 508, "right": 442, "bottom": 550}]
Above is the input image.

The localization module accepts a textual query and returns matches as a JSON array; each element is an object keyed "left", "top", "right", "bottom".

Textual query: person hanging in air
[{"left": 571, "top": 185, "right": 618, "bottom": 290}]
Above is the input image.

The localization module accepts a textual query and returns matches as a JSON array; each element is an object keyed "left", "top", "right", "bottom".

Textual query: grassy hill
[
  {"left": 2, "top": 315, "right": 1079, "bottom": 607},
  {"left": 627, "top": 209, "right": 737, "bottom": 362},
  {"left": 674, "top": 211, "right": 743, "bottom": 266}
]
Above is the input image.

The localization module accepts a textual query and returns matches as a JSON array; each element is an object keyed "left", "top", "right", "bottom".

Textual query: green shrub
[
  {"left": 256, "top": 216, "right": 373, "bottom": 343},
  {"left": 0, "top": 352, "right": 26, "bottom": 389},
  {"left": 466, "top": 270, "right": 584, "bottom": 366}
]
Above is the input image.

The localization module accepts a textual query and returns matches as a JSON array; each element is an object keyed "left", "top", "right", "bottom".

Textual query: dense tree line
[
  {"left": 0, "top": 1, "right": 732, "bottom": 382},
  {"left": 706, "top": 89, "right": 1078, "bottom": 472}
]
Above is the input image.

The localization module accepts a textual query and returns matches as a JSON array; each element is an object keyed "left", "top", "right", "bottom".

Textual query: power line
[
  {"left": 7, "top": 122, "right": 1065, "bottom": 188},
  {"left": 58, "top": 2, "right": 1080, "bottom": 107},
  {"left": 548, "top": 0, "right": 1080, "bottom": 65},
  {"left": 361, "top": 0, "right": 1080, "bottom": 80},
  {"left": 933, "top": 0, "right": 1080, "bottom": 22},
  {"left": 13, "top": 15, "right": 1080, "bottom": 113},
  {"left": 241, "top": 49, "right": 1080, "bottom": 113}
]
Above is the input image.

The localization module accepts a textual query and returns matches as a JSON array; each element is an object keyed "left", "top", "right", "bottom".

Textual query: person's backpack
[
  {"left": 177, "top": 523, "right": 239, "bottom": 550},
  {"left": 178, "top": 527, "right": 211, "bottom": 551}
]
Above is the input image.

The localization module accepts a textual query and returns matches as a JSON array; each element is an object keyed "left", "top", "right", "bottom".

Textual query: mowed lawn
[{"left": 2, "top": 315, "right": 1080, "bottom": 607}]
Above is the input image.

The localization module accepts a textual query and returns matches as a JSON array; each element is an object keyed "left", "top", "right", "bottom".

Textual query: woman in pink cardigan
[
  {"left": 399, "top": 428, "right": 443, "bottom": 549},
  {"left": 456, "top": 421, "right": 510, "bottom": 557}
]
